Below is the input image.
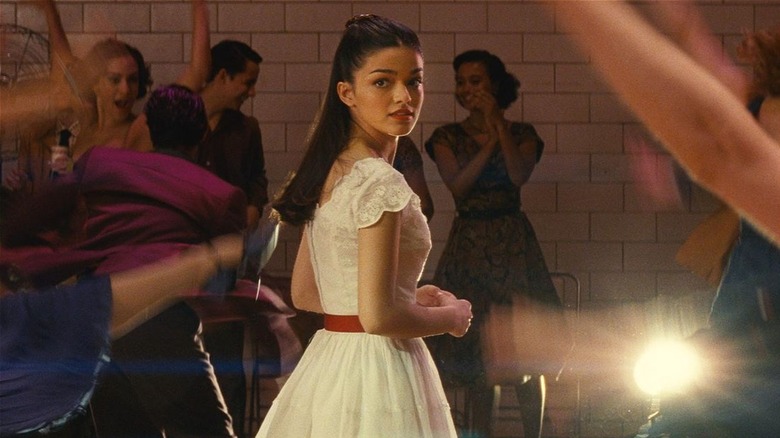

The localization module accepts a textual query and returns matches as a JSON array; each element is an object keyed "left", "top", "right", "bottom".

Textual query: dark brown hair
[
  {"left": 453, "top": 49, "right": 519, "bottom": 109},
  {"left": 272, "top": 14, "right": 421, "bottom": 226},
  {"left": 737, "top": 28, "right": 780, "bottom": 99}
]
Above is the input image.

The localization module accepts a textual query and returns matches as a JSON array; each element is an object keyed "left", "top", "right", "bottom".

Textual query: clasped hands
[
  {"left": 464, "top": 90, "right": 507, "bottom": 150},
  {"left": 416, "top": 284, "right": 472, "bottom": 337}
]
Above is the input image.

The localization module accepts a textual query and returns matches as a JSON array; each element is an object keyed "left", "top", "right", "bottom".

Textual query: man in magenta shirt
[{"left": 1, "top": 85, "right": 246, "bottom": 437}]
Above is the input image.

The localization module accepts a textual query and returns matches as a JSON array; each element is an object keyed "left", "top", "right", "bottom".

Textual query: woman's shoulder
[
  {"left": 507, "top": 121, "right": 543, "bottom": 143},
  {"left": 425, "top": 122, "right": 464, "bottom": 158},
  {"left": 324, "top": 157, "right": 399, "bottom": 199},
  {"left": 349, "top": 159, "right": 412, "bottom": 227},
  {"left": 508, "top": 121, "right": 545, "bottom": 161},
  {"left": 350, "top": 157, "right": 402, "bottom": 184},
  {"left": 334, "top": 158, "right": 409, "bottom": 201},
  {"left": 508, "top": 120, "right": 538, "bottom": 132}
]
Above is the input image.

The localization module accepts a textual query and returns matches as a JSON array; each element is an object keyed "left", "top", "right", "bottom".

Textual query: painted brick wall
[
  {"left": 6, "top": 0, "right": 777, "bottom": 307},
  {"left": 4, "top": 1, "right": 778, "bottom": 435}
]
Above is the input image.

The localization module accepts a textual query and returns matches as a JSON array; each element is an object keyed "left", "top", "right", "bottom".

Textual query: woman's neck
[
  {"left": 98, "top": 111, "right": 134, "bottom": 130},
  {"left": 348, "top": 122, "right": 397, "bottom": 162},
  {"left": 72, "top": 114, "right": 134, "bottom": 157},
  {"left": 343, "top": 137, "right": 392, "bottom": 163}
]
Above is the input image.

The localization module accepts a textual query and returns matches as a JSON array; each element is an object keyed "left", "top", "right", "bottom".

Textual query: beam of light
[{"left": 634, "top": 339, "right": 702, "bottom": 396}]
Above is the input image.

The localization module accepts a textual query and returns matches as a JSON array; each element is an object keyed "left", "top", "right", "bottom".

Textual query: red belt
[{"left": 324, "top": 314, "right": 365, "bottom": 332}]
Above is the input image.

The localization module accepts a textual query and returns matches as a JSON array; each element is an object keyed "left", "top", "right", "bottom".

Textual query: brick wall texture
[
  {"left": 5, "top": 1, "right": 778, "bottom": 435},
  {"left": 7, "top": 0, "right": 777, "bottom": 305}
]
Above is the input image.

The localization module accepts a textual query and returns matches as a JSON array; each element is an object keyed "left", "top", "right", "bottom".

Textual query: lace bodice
[{"left": 307, "top": 158, "right": 431, "bottom": 315}]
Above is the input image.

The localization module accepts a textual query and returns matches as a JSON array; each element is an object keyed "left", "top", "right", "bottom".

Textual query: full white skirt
[{"left": 255, "top": 329, "right": 457, "bottom": 438}]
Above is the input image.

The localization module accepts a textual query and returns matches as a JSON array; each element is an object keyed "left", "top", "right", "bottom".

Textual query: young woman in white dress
[{"left": 258, "top": 14, "right": 473, "bottom": 438}]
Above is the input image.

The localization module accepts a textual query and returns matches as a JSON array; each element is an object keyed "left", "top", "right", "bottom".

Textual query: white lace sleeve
[{"left": 351, "top": 159, "right": 413, "bottom": 229}]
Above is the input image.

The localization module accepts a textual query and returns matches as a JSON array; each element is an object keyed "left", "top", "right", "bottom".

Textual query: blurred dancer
[{"left": 2, "top": 85, "right": 245, "bottom": 437}]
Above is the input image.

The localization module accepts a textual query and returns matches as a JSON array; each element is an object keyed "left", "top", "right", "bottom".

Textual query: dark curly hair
[
  {"left": 453, "top": 49, "right": 520, "bottom": 109},
  {"left": 272, "top": 14, "right": 422, "bottom": 226},
  {"left": 737, "top": 27, "right": 780, "bottom": 99},
  {"left": 144, "top": 84, "right": 207, "bottom": 151}
]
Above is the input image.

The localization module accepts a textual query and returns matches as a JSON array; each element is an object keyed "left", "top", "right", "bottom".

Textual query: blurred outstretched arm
[
  {"left": 652, "top": 0, "right": 749, "bottom": 102},
  {"left": 35, "top": 0, "right": 77, "bottom": 81},
  {"left": 548, "top": 1, "right": 780, "bottom": 243},
  {"left": 124, "top": 0, "right": 210, "bottom": 151}
]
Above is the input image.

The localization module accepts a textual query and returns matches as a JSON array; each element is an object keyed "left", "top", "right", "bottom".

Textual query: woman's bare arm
[
  {"left": 550, "top": 1, "right": 780, "bottom": 243},
  {"left": 35, "top": 0, "right": 77, "bottom": 80},
  {"left": 356, "top": 211, "right": 471, "bottom": 338},
  {"left": 431, "top": 140, "right": 493, "bottom": 201},
  {"left": 652, "top": 0, "right": 749, "bottom": 100},
  {"left": 174, "top": 0, "right": 211, "bottom": 91},
  {"left": 124, "top": 0, "right": 210, "bottom": 151},
  {"left": 110, "top": 234, "right": 243, "bottom": 338}
]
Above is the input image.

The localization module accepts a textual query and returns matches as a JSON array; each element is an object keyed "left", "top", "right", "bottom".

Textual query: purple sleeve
[
  {"left": 0, "top": 177, "right": 80, "bottom": 247},
  {"left": 1, "top": 149, "right": 92, "bottom": 247}
]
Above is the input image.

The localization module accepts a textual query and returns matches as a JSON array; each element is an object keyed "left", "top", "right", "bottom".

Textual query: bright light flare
[{"left": 634, "top": 339, "right": 702, "bottom": 396}]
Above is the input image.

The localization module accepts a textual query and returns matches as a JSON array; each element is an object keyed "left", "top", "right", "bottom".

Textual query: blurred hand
[
  {"left": 209, "top": 234, "right": 245, "bottom": 269},
  {"left": 2, "top": 168, "right": 29, "bottom": 192},
  {"left": 464, "top": 89, "right": 497, "bottom": 114},
  {"left": 49, "top": 146, "right": 71, "bottom": 173},
  {"left": 464, "top": 90, "right": 504, "bottom": 152}
]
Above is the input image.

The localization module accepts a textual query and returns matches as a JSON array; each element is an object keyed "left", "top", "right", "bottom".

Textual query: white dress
[{"left": 256, "top": 158, "right": 457, "bottom": 438}]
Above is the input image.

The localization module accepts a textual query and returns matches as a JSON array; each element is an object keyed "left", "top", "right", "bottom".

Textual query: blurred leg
[
  {"left": 203, "top": 321, "right": 247, "bottom": 438},
  {"left": 467, "top": 385, "right": 494, "bottom": 438},
  {"left": 515, "top": 375, "right": 545, "bottom": 438}
]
